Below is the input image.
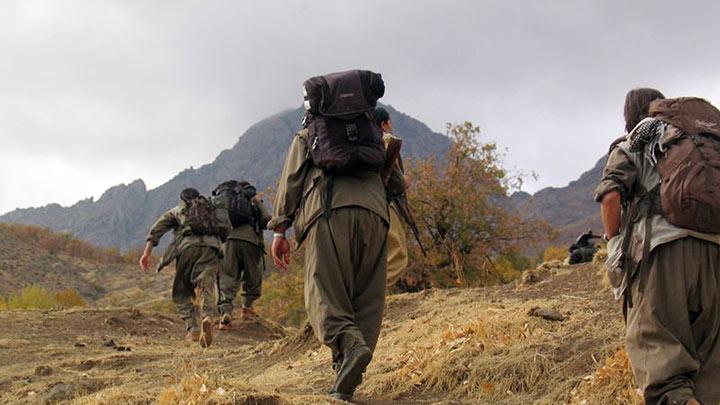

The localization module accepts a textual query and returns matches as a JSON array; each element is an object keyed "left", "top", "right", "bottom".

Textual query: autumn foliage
[
  {"left": 1, "top": 222, "right": 140, "bottom": 265},
  {"left": 405, "top": 122, "right": 551, "bottom": 287}
]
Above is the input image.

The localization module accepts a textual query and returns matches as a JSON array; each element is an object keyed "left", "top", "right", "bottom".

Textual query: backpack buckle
[{"left": 346, "top": 123, "right": 358, "bottom": 142}]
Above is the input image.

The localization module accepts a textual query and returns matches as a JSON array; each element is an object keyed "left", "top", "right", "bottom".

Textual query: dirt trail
[{"left": 0, "top": 262, "right": 632, "bottom": 404}]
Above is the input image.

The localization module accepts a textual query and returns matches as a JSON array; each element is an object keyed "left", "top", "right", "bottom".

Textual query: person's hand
[
  {"left": 139, "top": 242, "right": 153, "bottom": 272},
  {"left": 140, "top": 243, "right": 152, "bottom": 271},
  {"left": 139, "top": 252, "right": 151, "bottom": 272},
  {"left": 271, "top": 235, "right": 291, "bottom": 271}
]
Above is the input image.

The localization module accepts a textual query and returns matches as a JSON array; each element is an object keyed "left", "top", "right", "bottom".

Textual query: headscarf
[{"left": 374, "top": 106, "right": 390, "bottom": 127}]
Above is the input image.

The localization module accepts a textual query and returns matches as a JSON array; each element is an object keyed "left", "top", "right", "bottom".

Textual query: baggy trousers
[
  {"left": 385, "top": 202, "right": 409, "bottom": 289},
  {"left": 173, "top": 245, "right": 220, "bottom": 331},
  {"left": 303, "top": 207, "right": 388, "bottom": 355},
  {"left": 626, "top": 237, "right": 720, "bottom": 404},
  {"left": 218, "top": 239, "right": 263, "bottom": 314}
]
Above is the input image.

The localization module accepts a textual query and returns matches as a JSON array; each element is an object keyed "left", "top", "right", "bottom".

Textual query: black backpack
[
  {"left": 182, "top": 195, "right": 221, "bottom": 237},
  {"left": 212, "top": 180, "right": 257, "bottom": 228},
  {"left": 302, "top": 69, "right": 386, "bottom": 173}
]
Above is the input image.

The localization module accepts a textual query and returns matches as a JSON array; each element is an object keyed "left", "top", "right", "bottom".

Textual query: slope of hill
[
  {"left": 514, "top": 156, "right": 607, "bottom": 247},
  {"left": 0, "top": 259, "right": 637, "bottom": 404},
  {"left": 1, "top": 105, "right": 451, "bottom": 250},
  {"left": 0, "top": 222, "right": 172, "bottom": 304}
]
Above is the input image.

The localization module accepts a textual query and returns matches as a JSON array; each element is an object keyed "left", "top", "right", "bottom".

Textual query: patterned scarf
[{"left": 628, "top": 118, "right": 668, "bottom": 166}]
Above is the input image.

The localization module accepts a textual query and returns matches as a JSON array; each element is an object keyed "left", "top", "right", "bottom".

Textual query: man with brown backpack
[
  {"left": 139, "top": 188, "right": 231, "bottom": 348},
  {"left": 595, "top": 88, "right": 720, "bottom": 405},
  {"left": 269, "top": 69, "right": 389, "bottom": 401},
  {"left": 212, "top": 180, "right": 271, "bottom": 329}
]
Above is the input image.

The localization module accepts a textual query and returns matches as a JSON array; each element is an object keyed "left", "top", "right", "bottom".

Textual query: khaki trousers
[
  {"left": 303, "top": 207, "right": 388, "bottom": 354},
  {"left": 385, "top": 203, "right": 409, "bottom": 289},
  {"left": 626, "top": 237, "right": 720, "bottom": 405}
]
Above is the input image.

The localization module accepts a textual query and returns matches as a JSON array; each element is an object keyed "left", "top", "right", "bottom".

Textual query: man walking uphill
[
  {"left": 139, "top": 188, "right": 231, "bottom": 348},
  {"left": 374, "top": 106, "right": 410, "bottom": 290},
  {"left": 212, "top": 180, "right": 271, "bottom": 329},
  {"left": 595, "top": 88, "right": 720, "bottom": 405},
  {"left": 269, "top": 69, "right": 389, "bottom": 401}
]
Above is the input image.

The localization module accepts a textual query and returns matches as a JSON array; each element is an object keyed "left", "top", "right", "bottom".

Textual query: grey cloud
[{"left": 1, "top": 0, "right": 720, "bottom": 213}]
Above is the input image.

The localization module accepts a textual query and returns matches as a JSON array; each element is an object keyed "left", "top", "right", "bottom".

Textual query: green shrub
[
  {"left": 1, "top": 286, "right": 87, "bottom": 310},
  {"left": 7, "top": 285, "right": 57, "bottom": 310}
]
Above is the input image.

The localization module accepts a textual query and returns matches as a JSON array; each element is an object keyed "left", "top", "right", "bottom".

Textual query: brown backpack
[{"left": 649, "top": 97, "right": 720, "bottom": 233}]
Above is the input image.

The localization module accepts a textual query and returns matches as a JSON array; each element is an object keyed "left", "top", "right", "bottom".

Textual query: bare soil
[{"left": 0, "top": 262, "right": 635, "bottom": 404}]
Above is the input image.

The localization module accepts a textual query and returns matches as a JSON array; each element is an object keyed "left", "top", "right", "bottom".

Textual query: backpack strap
[{"left": 323, "top": 175, "right": 335, "bottom": 219}]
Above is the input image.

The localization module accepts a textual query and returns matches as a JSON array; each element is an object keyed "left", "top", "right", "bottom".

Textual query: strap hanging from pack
[
  {"left": 622, "top": 185, "right": 661, "bottom": 311},
  {"left": 323, "top": 175, "right": 335, "bottom": 219}
]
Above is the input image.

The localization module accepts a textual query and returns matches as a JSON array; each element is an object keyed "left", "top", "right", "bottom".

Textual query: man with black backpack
[
  {"left": 212, "top": 180, "right": 271, "bottom": 329},
  {"left": 139, "top": 188, "right": 231, "bottom": 348},
  {"left": 595, "top": 89, "right": 720, "bottom": 405},
  {"left": 269, "top": 69, "right": 389, "bottom": 401}
]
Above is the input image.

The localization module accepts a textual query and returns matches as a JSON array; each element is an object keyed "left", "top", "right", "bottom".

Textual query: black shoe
[
  {"left": 331, "top": 345, "right": 372, "bottom": 398},
  {"left": 327, "top": 358, "right": 343, "bottom": 395},
  {"left": 330, "top": 391, "right": 354, "bottom": 402}
]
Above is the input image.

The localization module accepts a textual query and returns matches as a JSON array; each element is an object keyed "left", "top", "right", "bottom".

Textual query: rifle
[
  {"left": 393, "top": 194, "right": 428, "bottom": 257},
  {"left": 383, "top": 134, "right": 428, "bottom": 257},
  {"left": 382, "top": 135, "right": 403, "bottom": 186}
]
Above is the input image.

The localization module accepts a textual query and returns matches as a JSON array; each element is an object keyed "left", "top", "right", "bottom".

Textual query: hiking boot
[
  {"left": 330, "top": 391, "right": 354, "bottom": 402},
  {"left": 241, "top": 307, "right": 257, "bottom": 320},
  {"left": 185, "top": 328, "right": 200, "bottom": 342},
  {"left": 327, "top": 353, "right": 344, "bottom": 396},
  {"left": 331, "top": 345, "right": 372, "bottom": 399},
  {"left": 218, "top": 314, "right": 233, "bottom": 331},
  {"left": 199, "top": 316, "right": 213, "bottom": 348}
]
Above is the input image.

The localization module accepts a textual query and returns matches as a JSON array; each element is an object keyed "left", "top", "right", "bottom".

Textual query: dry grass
[
  {"left": 570, "top": 349, "right": 642, "bottom": 405},
  {"left": 1, "top": 259, "right": 637, "bottom": 404},
  {"left": 74, "top": 388, "right": 155, "bottom": 405},
  {"left": 364, "top": 297, "right": 579, "bottom": 402},
  {"left": 367, "top": 304, "right": 553, "bottom": 401},
  {"left": 156, "top": 373, "right": 320, "bottom": 405}
]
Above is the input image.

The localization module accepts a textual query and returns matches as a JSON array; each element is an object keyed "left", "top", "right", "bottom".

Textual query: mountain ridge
[{"left": 1, "top": 105, "right": 452, "bottom": 249}]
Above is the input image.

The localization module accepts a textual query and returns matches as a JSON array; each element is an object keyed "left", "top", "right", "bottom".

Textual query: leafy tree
[{"left": 405, "top": 122, "right": 551, "bottom": 287}]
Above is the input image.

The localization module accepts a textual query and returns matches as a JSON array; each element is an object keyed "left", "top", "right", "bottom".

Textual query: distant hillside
[
  {"left": 1, "top": 105, "right": 451, "bottom": 250},
  {"left": 0, "top": 223, "right": 167, "bottom": 300},
  {"left": 514, "top": 156, "right": 607, "bottom": 247}
]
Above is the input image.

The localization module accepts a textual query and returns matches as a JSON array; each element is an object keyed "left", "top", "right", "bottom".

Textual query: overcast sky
[{"left": 2, "top": 0, "right": 720, "bottom": 214}]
